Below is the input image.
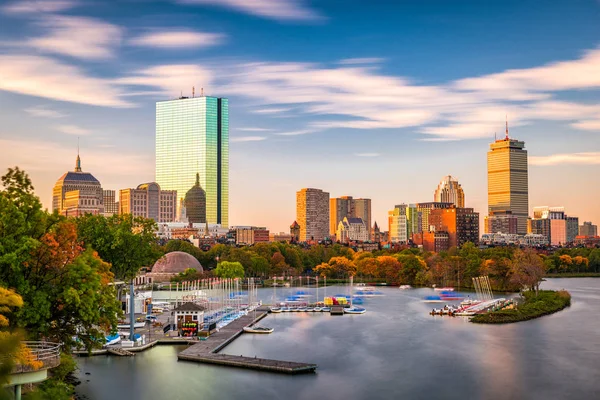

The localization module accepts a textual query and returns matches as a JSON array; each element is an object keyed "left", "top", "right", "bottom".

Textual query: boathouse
[{"left": 172, "top": 302, "right": 206, "bottom": 336}]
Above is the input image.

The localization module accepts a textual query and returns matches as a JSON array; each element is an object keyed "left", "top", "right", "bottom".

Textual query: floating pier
[{"left": 178, "top": 306, "right": 317, "bottom": 374}]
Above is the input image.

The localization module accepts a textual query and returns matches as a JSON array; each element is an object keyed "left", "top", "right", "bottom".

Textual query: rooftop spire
[
  {"left": 505, "top": 115, "right": 509, "bottom": 140},
  {"left": 195, "top": 172, "right": 200, "bottom": 186},
  {"left": 75, "top": 138, "right": 82, "bottom": 172}
]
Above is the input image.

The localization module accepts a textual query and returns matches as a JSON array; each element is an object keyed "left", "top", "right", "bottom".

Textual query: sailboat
[
  {"left": 344, "top": 275, "right": 366, "bottom": 314},
  {"left": 270, "top": 276, "right": 282, "bottom": 313},
  {"left": 314, "top": 276, "right": 322, "bottom": 312},
  {"left": 243, "top": 278, "right": 274, "bottom": 334}
]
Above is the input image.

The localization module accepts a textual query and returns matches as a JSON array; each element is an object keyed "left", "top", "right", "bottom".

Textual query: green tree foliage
[
  {"left": 214, "top": 261, "right": 245, "bottom": 279},
  {"left": 76, "top": 213, "right": 160, "bottom": 281}
]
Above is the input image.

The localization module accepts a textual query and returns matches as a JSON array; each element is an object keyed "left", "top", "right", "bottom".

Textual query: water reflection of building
[{"left": 52, "top": 153, "right": 104, "bottom": 217}]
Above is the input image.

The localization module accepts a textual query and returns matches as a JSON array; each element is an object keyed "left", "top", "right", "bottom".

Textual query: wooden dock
[{"left": 178, "top": 307, "right": 317, "bottom": 374}]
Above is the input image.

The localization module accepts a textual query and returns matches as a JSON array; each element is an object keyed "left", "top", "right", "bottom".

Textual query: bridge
[{"left": 6, "top": 341, "right": 61, "bottom": 400}]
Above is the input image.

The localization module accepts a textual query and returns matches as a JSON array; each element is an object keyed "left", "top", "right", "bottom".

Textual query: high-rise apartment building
[
  {"left": 434, "top": 175, "right": 465, "bottom": 208},
  {"left": 485, "top": 211, "right": 518, "bottom": 234},
  {"left": 156, "top": 95, "right": 228, "bottom": 226},
  {"left": 580, "top": 221, "right": 598, "bottom": 237},
  {"left": 103, "top": 190, "right": 119, "bottom": 216},
  {"left": 296, "top": 188, "right": 330, "bottom": 241},
  {"left": 566, "top": 216, "right": 579, "bottom": 243},
  {"left": 119, "top": 182, "right": 177, "bottom": 223},
  {"left": 416, "top": 202, "right": 453, "bottom": 233},
  {"left": 487, "top": 123, "right": 528, "bottom": 235},
  {"left": 429, "top": 206, "right": 479, "bottom": 248},
  {"left": 330, "top": 196, "right": 372, "bottom": 240},
  {"left": 529, "top": 206, "right": 578, "bottom": 245},
  {"left": 388, "top": 204, "right": 408, "bottom": 243},
  {"left": 52, "top": 154, "right": 104, "bottom": 217},
  {"left": 406, "top": 204, "right": 421, "bottom": 237}
]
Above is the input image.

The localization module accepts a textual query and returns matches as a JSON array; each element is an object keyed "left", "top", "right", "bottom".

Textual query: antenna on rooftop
[
  {"left": 201, "top": 87, "right": 204, "bottom": 97},
  {"left": 192, "top": 86, "right": 195, "bottom": 98},
  {"left": 505, "top": 114, "right": 509, "bottom": 140}
]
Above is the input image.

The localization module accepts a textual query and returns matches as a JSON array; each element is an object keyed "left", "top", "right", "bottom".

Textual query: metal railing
[{"left": 11, "top": 341, "right": 61, "bottom": 374}]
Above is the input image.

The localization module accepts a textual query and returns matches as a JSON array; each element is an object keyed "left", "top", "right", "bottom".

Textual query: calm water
[{"left": 75, "top": 279, "right": 600, "bottom": 400}]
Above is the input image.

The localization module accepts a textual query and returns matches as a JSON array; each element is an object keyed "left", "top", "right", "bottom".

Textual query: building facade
[
  {"left": 119, "top": 182, "right": 177, "bottom": 223},
  {"left": 485, "top": 211, "right": 519, "bottom": 234},
  {"left": 296, "top": 188, "right": 329, "bottom": 242},
  {"left": 580, "top": 221, "right": 598, "bottom": 237},
  {"left": 184, "top": 173, "right": 207, "bottom": 224},
  {"left": 329, "top": 196, "right": 371, "bottom": 240},
  {"left": 434, "top": 175, "right": 465, "bottom": 208},
  {"left": 529, "top": 206, "right": 579, "bottom": 245},
  {"left": 406, "top": 204, "right": 421, "bottom": 237},
  {"left": 413, "top": 231, "right": 450, "bottom": 253},
  {"left": 290, "top": 221, "right": 300, "bottom": 242},
  {"left": 234, "top": 226, "right": 269, "bottom": 245},
  {"left": 52, "top": 154, "right": 104, "bottom": 217},
  {"left": 566, "top": 216, "right": 579, "bottom": 244},
  {"left": 388, "top": 204, "right": 408, "bottom": 243},
  {"left": 337, "top": 217, "right": 369, "bottom": 243},
  {"left": 416, "top": 202, "right": 453, "bottom": 233},
  {"left": 429, "top": 206, "right": 479, "bottom": 248},
  {"left": 103, "top": 190, "right": 118, "bottom": 216},
  {"left": 487, "top": 126, "right": 529, "bottom": 235},
  {"left": 156, "top": 95, "right": 229, "bottom": 226}
]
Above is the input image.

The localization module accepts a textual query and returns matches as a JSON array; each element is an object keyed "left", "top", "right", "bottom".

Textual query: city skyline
[{"left": 1, "top": 0, "right": 599, "bottom": 232}]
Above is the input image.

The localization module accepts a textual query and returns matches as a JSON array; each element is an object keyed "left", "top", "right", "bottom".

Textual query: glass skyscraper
[{"left": 156, "top": 96, "right": 229, "bottom": 226}]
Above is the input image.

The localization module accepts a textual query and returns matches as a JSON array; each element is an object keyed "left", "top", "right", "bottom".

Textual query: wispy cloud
[
  {"left": 55, "top": 124, "right": 92, "bottom": 136},
  {"left": 571, "top": 119, "right": 600, "bottom": 131},
  {"left": 354, "top": 153, "right": 380, "bottom": 157},
  {"left": 0, "top": 55, "right": 132, "bottom": 107},
  {"left": 237, "top": 127, "right": 274, "bottom": 132},
  {"left": 26, "top": 16, "right": 123, "bottom": 60},
  {"left": 118, "top": 65, "right": 212, "bottom": 98},
  {"left": 2, "top": 0, "right": 77, "bottom": 14},
  {"left": 338, "top": 58, "right": 385, "bottom": 65},
  {"left": 253, "top": 107, "right": 292, "bottom": 114},
  {"left": 25, "top": 106, "right": 66, "bottom": 119},
  {"left": 230, "top": 136, "right": 267, "bottom": 142},
  {"left": 130, "top": 30, "right": 225, "bottom": 49},
  {"left": 176, "top": 0, "right": 323, "bottom": 22},
  {"left": 530, "top": 152, "right": 600, "bottom": 166},
  {"left": 273, "top": 129, "right": 315, "bottom": 136}
]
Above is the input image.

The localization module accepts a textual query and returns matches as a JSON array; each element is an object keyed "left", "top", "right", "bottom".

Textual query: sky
[{"left": 0, "top": 0, "right": 599, "bottom": 233}]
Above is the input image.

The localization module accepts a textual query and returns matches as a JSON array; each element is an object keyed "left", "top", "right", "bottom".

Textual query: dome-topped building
[
  {"left": 434, "top": 175, "right": 465, "bottom": 208},
  {"left": 184, "top": 173, "right": 207, "bottom": 224},
  {"left": 52, "top": 153, "right": 104, "bottom": 216},
  {"left": 147, "top": 251, "right": 203, "bottom": 282}
]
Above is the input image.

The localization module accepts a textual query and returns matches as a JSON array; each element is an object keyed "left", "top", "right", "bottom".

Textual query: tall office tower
[
  {"left": 119, "top": 182, "right": 177, "bottom": 223},
  {"left": 156, "top": 95, "right": 228, "bottom": 226},
  {"left": 429, "top": 207, "right": 480, "bottom": 248},
  {"left": 406, "top": 204, "right": 421, "bottom": 238},
  {"left": 52, "top": 153, "right": 104, "bottom": 217},
  {"left": 388, "top": 204, "right": 408, "bottom": 243},
  {"left": 580, "top": 221, "right": 598, "bottom": 237},
  {"left": 487, "top": 121, "right": 529, "bottom": 235},
  {"left": 103, "top": 190, "right": 119, "bottom": 216},
  {"left": 353, "top": 199, "right": 372, "bottom": 240},
  {"left": 434, "top": 175, "right": 465, "bottom": 208},
  {"left": 330, "top": 196, "right": 354, "bottom": 237},
  {"left": 566, "top": 216, "right": 579, "bottom": 243},
  {"left": 296, "top": 188, "right": 330, "bottom": 241},
  {"left": 416, "top": 202, "right": 453, "bottom": 233}
]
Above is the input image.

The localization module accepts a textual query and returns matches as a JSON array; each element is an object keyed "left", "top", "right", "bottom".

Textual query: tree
[
  {"left": 76, "top": 214, "right": 160, "bottom": 282},
  {"left": 396, "top": 254, "right": 427, "bottom": 285},
  {"left": 214, "top": 261, "right": 245, "bottom": 279},
  {"left": 510, "top": 249, "right": 546, "bottom": 295},
  {"left": 0, "top": 287, "right": 24, "bottom": 386}
]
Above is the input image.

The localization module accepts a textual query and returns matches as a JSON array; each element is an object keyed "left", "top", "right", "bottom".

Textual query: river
[{"left": 75, "top": 278, "right": 600, "bottom": 400}]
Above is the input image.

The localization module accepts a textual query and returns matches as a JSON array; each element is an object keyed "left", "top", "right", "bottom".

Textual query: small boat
[
  {"left": 306, "top": 307, "right": 314, "bottom": 312},
  {"left": 344, "top": 306, "right": 366, "bottom": 314},
  {"left": 281, "top": 307, "right": 290, "bottom": 312},
  {"left": 313, "top": 307, "right": 322, "bottom": 312},
  {"left": 434, "top": 287, "right": 454, "bottom": 292},
  {"left": 270, "top": 307, "right": 282, "bottom": 313},
  {"left": 243, "top": 325, "right": 274, "bottom": 334},
  {"left": 321, "top": 307, "right": 331, "bottom": 312},
  {"left": 423, "top": 296, "right": 444, "bottom": 303},
  {"left": 298, "top": 307, "right": 307, "bottom": 312},
  {"left": 399, "top": 285, "right": 412, "bottom": 290},
  {"left": 117, "top": 322, "right": 146, "bottom": 329},
  {"left": 104, "top": 334, "right": 121, "bottom": 346}
]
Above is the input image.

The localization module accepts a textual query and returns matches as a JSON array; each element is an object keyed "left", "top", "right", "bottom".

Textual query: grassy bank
[
  {"left": 546, "top": 272, "right": 600, "bottom": 278},
  {"left": 470, "top": 290, "right": 571, "bottom": 324}
]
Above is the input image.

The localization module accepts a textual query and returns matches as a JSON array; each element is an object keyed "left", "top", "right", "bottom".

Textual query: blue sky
[{"left": 0, "top": 0, "right": 599, "bottom": 232}]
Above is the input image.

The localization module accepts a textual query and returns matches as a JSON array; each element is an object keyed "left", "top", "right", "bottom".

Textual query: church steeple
[{"left": 75, "top": 138, "right": 82, "bottom": 172}]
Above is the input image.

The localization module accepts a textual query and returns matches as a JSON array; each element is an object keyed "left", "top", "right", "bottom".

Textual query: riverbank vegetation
[{"left": 471, "top": 290, "right": 571, "bottom": 324}]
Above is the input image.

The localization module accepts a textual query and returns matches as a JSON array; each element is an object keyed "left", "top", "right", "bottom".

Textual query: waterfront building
[
  {"left": 119, "top": 182, "right": 177, "bottom": 223},
  {"left": 52, "top": 153, "right": 104, "bottom": 217},
  {"left": 521, "top": 233, "right": 549, "bottom": 246},
  {"left": 412, "top": 231, "right": 450, "bottom": 252},
  {"left": 330, "top": 196, "right": 372, "bottom": 240},
  {"left": 234, "top": 226, "right": 269, "bottom": 245},
  {"left": 434, "top": 175, "right": 465, "bottom": 208},
  {"left": 429, "top": 206, "right": 479, "bottom": 248},
  {"left": 580, "top": 221, "right": 598, "bottom": 237},
  {"left": 388, "top": 204, "right": 408, "bottom": 243},
  {"left": 487, "top": 123, "right": 529, "bottom": 234},
  {"left": 485, "top": 211, "right": 519, "bottom": 234},
  {"left": 337, "top": 217, "right": 369, "bottom": 243},
  {"left": 156, "top": 95, "right": 229, "bottom": 225},
  {"left": 184, "top": 173, "right": 207, "bottom": 224},
  {"left": 103, "top": 190, "right": 118, "bottom": 216},
  {"left": 530, "top": 206, "right": 578, "bottom": 245},
  {"left": 156, "top": 222, "right": 227, "bottom": 241},
  {"left": 296, "top": 188, "right": 329, "bottom": 242},
  {"left": 480, "top": 232, "right": 548, "bottom": 246},
  {"left": 290, "top": 221, "right": 300, "bottom": 242},
  {"left": 415, "top": 202, "right": 453, "bottom": 233}
]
